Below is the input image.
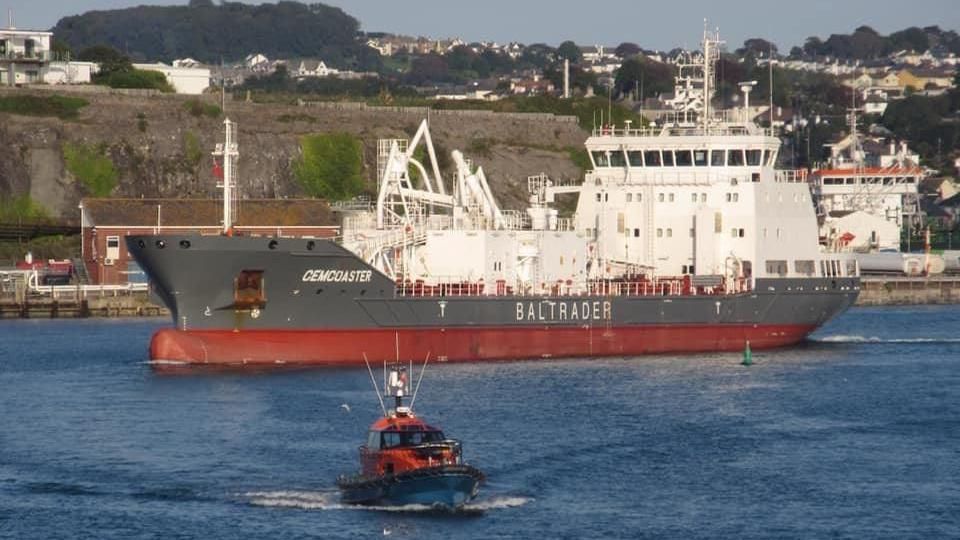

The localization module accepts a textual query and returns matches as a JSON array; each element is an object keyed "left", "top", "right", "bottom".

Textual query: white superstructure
[{"left": 341, "top": 30, "right": 856, "bottom": 296}]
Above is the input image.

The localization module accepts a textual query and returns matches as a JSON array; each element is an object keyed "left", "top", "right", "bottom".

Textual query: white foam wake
[
  {"left": 814, "top": 335, "right": 960, "bottom": 344},
  {"left": 244, "top": 490, "right": 532, "bottom": 513}
]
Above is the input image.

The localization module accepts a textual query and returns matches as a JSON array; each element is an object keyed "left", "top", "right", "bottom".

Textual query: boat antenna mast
[{"left": 701, "top": 22, "right": 723, "bottom": 132}]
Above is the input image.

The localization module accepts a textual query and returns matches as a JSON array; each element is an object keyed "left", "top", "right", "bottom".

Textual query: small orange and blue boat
[{"left": 336, "top": 362, "right": 484, "bottom": 508}]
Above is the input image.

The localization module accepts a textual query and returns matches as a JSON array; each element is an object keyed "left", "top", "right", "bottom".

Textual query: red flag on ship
[{"left": 213, "top": 158, "right": 224, "bottom": 179}]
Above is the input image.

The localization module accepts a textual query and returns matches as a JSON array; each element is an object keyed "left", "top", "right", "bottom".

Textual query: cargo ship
[{"left": 128, "top": 31, "right": 859, "bottom": 368}]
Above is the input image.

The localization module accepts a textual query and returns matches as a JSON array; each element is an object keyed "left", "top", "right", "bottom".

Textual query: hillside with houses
[{"left": 1, "top": 3, "right": 959, "bottom": 244}]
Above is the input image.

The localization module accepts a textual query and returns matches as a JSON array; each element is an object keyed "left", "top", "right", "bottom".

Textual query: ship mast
[{"left": 213, "top": 118, "right": 239, "bottom": 234}]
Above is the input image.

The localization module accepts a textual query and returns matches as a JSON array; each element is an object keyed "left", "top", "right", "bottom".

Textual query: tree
[
  {"left": 406, "top": 54, "right": 450, "bottom": 85},
  {"left": 77, "top": 45, "right": 132, "bottom": 76},
  {"left": 889, "top": 26, "right": 929, "bottom": 52},
  {"left": 614, "top": 42, "right": 641, "bottom": 58},
  {"left": 294, "top": 133, "right": 364, "bottom": 201},
  {"left": 556, "top": 40, "right": 581, "bottom": 64},
  {"left": 613, "top": 56, "right": 675, "bottom": 100},
  {"left": 737, "top": 38, "right": 778, "bottom": 58},
  {"left": 51, "top": 39, "right": 71, "bottom": 60},
  {"left": 803, "top": 36, "right": 824, "bottom": 58}
]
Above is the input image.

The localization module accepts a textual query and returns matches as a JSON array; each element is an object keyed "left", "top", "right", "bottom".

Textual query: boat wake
[
  {"left": 244, "top": 490, "right": 531, "bottom": 514},
  {"left": 813, "top": 335, "right": 960, "bottom": 344}
]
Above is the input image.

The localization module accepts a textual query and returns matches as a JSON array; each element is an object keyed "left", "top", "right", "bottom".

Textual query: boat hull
[
  {"left": 128, "top": 234, "right": 859, "bottom": 368},
  {"left": 151, "top": 323, "right": 820, "bottom": 368},
  {"left": 337, "top": 465, "right": 482, "bottom": 508}
]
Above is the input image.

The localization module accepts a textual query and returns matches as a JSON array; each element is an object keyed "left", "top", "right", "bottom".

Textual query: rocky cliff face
[{"left": 0, "top": 89, "right": 589, "bottom": 220}]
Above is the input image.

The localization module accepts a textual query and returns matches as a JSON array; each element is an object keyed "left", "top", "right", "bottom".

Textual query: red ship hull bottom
[{"left": 149, "top": 324, "right": 818, "bottom": 369}]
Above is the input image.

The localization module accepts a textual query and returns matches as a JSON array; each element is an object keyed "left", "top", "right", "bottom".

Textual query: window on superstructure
[
  {"left": 668, "top": 193, "right": 675, "bottom": 202},
  {"left": 609, "top": 150, "right": 627, "bottom": 168},
  {"left": 644, "top": 150, "right": 661, "bottom": 167},
  {"left": 633, "top": 228, "right": 640, "bottom": 237},
  {"left": 691, "top": 193, "right": 698, "bottom": 203},
  {"left": 596, "top": 193, "right": 602, "bottom": 202},
  {"left": 700, "top": 193, "right": 707, "bottom": 202},
  {"left": 690, "top": 228, "right": 695, "bottom": 237},
  {"left": 658, "top": 193, "right": 664, "bottom": 202},
  {"left": 693, "top": 150, "right": 708, "bottom": 166},
  {"left": 657, "top": 228, "right": 663, "bottom": 237},
  {"left": 662, "top": 150, "right": 675, "bottom": 167},
  {"left": 845, "top": 177, "right": 856, "bottom": 185},
  {"left": 746, "top": 150, "right": 762, "bottom": 166},
  {"left": 675, "top": 150, "right": 693, "bottom": 167},
  {"left": 765, "top": 260, "right": 788, "bottom": 277},
  {"left": 795, "top": 260, "right": 815, "bottom": 276},
  {"left": 627, "top": 151, "right": 644, "bottom": 167},
  {"left": 605, "top": 193, "right": 609, "bottom": 202},
  {"left": 711, "top": 150, "right": 725, "bottom": 166},
  {"left": 728, "top": 150, "right": 745, "bottom": 166},
  {"left": 636, "top": 193, "right": 642, "bottom": 202},
  {"left": 591, "top": 151, "right": 610, "bottom": 167},
  {"left": 733, "top": 193, "right": 739, "bottom": 202},
  {"left": 667, "top": 228, "right": 673, "bottom": 237},
  {"left": 626, "top": 193, "right": 633, "bottom": 202}
]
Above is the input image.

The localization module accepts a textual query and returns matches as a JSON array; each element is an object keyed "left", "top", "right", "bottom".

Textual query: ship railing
[
  {"left": 393, "top": 276, "right": 752, "bottom": 298},
  {"left": 774, "top": 169, "right": 809, "bottom": 183}
]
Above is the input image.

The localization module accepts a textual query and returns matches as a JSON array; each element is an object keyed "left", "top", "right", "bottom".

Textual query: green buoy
[{"left": 741, "top": 340, "right": 753, "bottom": 366}]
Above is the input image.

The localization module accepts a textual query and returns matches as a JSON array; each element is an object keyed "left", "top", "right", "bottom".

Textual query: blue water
[{"left": 1, "top": 306, "right": 959, "bottom": 539}]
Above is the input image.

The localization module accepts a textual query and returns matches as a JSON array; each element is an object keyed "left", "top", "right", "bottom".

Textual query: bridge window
[
  {"left": 746, "top": 149, "right": 762, "bottom": 166},
  {"left": 728, "top": 149, "right": 745, "bottom": 166},
  {"left": 693, "top": 150, "right": 708, "bottom": 166},
  {"left": 763, "top": 149, "right": 775, "bottom": 166},
  {"left": 711, "top": 150, "right": 725, "bottom": 166},
  {"left": 609, "top": 150, "right": 627, "bottom": 167},
  {"left": 591, "top": 151, "right": 610, "bottom": 167},
  {"left": 675, "top": 150, "right": 693, "bottom": 166},
  {"left": 644, "top": 150, "right": 661, "bottom": 167},
  {"left": 627, "top": 151, "right": 644, "bottom": 167},
  {"left": 662, "top": 150, "right": 675, "bottom": 167}
]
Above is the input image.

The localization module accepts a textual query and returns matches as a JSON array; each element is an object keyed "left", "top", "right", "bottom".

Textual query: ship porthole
[
  {"left": 179, "top": 240, "right": 191, "bottom": 249},
  {"left": 307, "top": 240, "right": 315, "bottom": 251},
  {"left": 155, "top": 240, "right": 165, "bottom": 249},
  {"left": 137, "top": 240, "right": 146, "bottom": 248},
  {"left": 268, "top": 240, "right": 279, "bottom": 250}
]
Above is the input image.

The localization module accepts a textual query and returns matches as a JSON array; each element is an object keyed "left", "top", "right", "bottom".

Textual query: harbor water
[{"left": 1, "top": 306, "right": 958, "bottom": 539}]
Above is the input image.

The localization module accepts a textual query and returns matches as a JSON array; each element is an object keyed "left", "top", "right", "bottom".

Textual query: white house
[
  {"left": 295, "top": 60, "right": 339, "bottom": 79},
  {"left": 0, "top": 26, "right": 52, "bottom": 85},
  {"left": 133, "top": 63, "right": 211, "bottom": 95},
  {"left": 42, "top": 60, "right": 95, "bottom": 84}
]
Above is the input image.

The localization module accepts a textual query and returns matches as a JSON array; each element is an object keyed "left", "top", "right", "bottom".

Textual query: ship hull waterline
[{"left": 149, "top": 323, "right": 818, "bottom": 369}]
